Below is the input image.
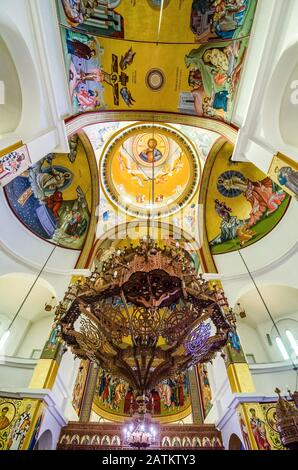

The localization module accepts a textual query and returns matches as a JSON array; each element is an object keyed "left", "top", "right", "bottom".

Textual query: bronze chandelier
[{"left": 56, "top": 239, "right": 233, "bottom": 394}]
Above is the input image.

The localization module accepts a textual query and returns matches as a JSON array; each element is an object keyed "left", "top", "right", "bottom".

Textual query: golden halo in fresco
[
  {"left": 100, "top": 123, "right": 200, "bottom": 219},
  {"left": 133, "top": 132, "right": 169, "bottom": 167}
]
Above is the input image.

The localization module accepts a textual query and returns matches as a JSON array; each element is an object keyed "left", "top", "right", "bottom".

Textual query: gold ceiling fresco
[
  {"left": 202, "top": 141, "right": 290, "bottom": 255},
  {"left": 100, "top": 123, "right": 200, "bottom": 218},
  {"left": 56, "top": 0, "right": 258, "bottom": 125}
]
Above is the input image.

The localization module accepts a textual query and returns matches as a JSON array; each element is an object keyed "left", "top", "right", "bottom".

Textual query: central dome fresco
[{"left": 100, "top": 123, "right": 200, "bottom": 218}]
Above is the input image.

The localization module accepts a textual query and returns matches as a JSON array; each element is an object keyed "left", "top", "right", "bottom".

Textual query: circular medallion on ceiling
[
  {"left": 100, "top": 124, "right": 200, "bottom": 219},
  {"left": 145, "top": 68, "right": 165, "bottom": 92},
  {"left": 217, "top": 171, "right": 247, "bottom": 198}
]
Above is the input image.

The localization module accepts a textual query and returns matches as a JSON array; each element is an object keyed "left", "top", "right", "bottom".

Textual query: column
[{"left": 212, "top": 281, "right": 255, "bottom": 394}]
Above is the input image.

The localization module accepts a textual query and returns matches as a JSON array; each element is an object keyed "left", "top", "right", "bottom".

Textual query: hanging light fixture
[
  {"left": 57, "top": 239, "right": 235, "bottom": 400},
  {"left": 234, "top": 302, "right": 246, "bottom": 319},
  {"left": 44, "top": 296, "right": 57, "bottom": 312}
]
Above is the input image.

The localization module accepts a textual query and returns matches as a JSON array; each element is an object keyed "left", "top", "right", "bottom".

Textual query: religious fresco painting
[
  {"left": 100, "top": 123, "right": 200, "bottom": 219},
  {"left": 171, "top": 123, "right": 220, "bottom": 162},
  {"left": 225, "top": 326, "right": 247, "bottom": 366},
  {"left": 183, "top": 38, "right": 248, "bottom": 122},
  {"left": 148, "top": 0, "right": 171, "bottom": 9},
  {"left": 197, "top": 364, "right": 213, "bottom": 418},
  {"left": 239, "top": 403, "right": 285, "bottom": 451},
  {"left": 268, "top": 152, "right": 298, "bottom": 199},
  {"left": 0, "top": 398, "right": 40, "bottom": 451},
  {"left": 93, "top": 367, "right": 191, "bottom": 420},
  {"left": 56, "top": 0, "right": 124, "bottom": 38},
  {"left": 0, "top": 144, "right": 31, "bottom": 187},
  {"left": 96, "top": 195, "right": 126, "bottom": 238},
  {"left": 238, "top": 410, "right": 251, "bottom": 449},
  {"left": 206, "top": 142, "right": 290, "bottom": 254},
  {"left": 84, "top": 121, "right": 121, "bottom": 155},
  {"left": 40, "top": 319, "right": 63, "bottom": 360},
  {"left": 72, "top": 360, "right": 89, "bottom": 416},
  {"left": 4, "top": 141, "right": 92, "bottom": 250},
  {"left": 56, "top": 1, "right": 256, "bottom": 122},
  {"left": 190, "top": 0, "right": 257, "bottom": 42},
  {"left": 27, "top": 409, "right": 45, "bottom": 451},
  {"left": 62, "top": 28, "right": 106, "bottom": 113},
  {"left": 61, "top": 27, "right": 138, "bottom": 113}
]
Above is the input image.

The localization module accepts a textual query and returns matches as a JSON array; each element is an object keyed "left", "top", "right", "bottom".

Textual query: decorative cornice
[
  {"left": 249, "top": 360, "right": 298, "bottom": 375},
  {"left": 214, "top": 240, "right": 298, "bottom": 282},
  {"left": 0, "top": 388, "right": 68, "bottom": 427},
  {"left": 65, "top": 111, "right": 238, "bottom": 144},
  {"left": 0, "top": 356, "right": 37, "bottom": 370},
  {"left": 216, "top": 393, "right": 280, "bottom": 430}
]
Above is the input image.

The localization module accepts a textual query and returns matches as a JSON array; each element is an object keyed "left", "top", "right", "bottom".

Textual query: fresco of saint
[
  {"left": 249, "top": 408, "right": 271, "bottom": 451},
  {"left": 275, "top": 165, "right": 298, "bottom": 196},
  {"left": 0, "top": 406, "right": 10, "bottom": 431},
  {"left": 94, "top": 368, "right": 190, "bottom": 417},
  {"left": 139, "top": 138, "right": 163, "bottom": 165},
  {"left": 7, "top": 405, "right": 32, "bottom": 451}
]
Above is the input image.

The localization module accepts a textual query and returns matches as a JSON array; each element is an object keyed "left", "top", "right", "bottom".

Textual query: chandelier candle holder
[
  {"left": 56, "top": 239, "right": 234, "bottom": 397},
  {"left": 124, "top": 420, "right": 157, "bottom": 449}
]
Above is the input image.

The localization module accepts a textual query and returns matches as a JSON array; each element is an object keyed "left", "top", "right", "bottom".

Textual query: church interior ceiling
[
  {"left": 204, "top": 141, "right": 290, "bottom": 254},
  {"left": 4, "top": 138, "right": 94, "bottom": 250},
  {"left": 56, "top": 0, "right": 258, "bottom": 124},
  {"left": 3, "top": 118, "right": 290, "bottom": 257}
]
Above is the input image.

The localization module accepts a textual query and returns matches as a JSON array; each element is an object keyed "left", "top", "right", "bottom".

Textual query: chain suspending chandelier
[{"left": 55, "top": 239, "right": 234, "bottom": 395}]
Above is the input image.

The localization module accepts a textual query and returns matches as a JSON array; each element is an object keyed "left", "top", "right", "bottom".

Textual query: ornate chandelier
[
  {"left": 55, "top": 239, "right": 233, "bottom": 395},
  {"left": 124, "top": 405, "right": 157, "bottom": 449}
]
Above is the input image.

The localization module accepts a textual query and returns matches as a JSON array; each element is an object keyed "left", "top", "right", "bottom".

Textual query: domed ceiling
[
  {"left": 3, "top": 118, "right": 290, "bottom": 259},
  {"left": 100, "top": 123, "right": 200, "bottom": 218},
  {"left": 84, "top": 119, "right": 220, "bottom": 243}
]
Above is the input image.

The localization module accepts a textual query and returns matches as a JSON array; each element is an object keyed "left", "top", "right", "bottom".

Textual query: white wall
[
  {"left": 233, "top": 0, "right": 298, "bottom": 170},
  {"left": 232, "top": 0, "right": 275, "bottom": 127},
  {"left": 16, "top": 315, "right": 53, "bottom": 358},
  {"left": 0, "top": 356, "right": 35, "bottom": 389},
  {"left": 0, "top": 0, "right": 70, "bottom": 154},
  {"left": 256, "top": 312, "right": 298, "bottom": 363},
  {"left": 51, "top": 349, "right": 81, "bottom": 421},
  {"left": 250, "top": 362, "right": 298, "bottom": 395},
  {"left": 237, "top": 322, "right": 270, "bottom": 364},
  {"left": 0, "top": 35, "right": 22, "bottom": 134}
]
